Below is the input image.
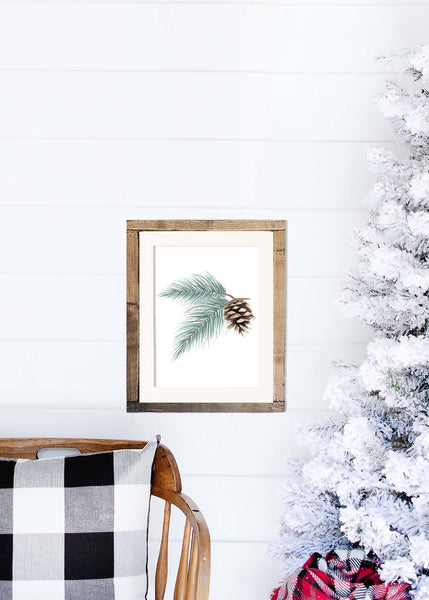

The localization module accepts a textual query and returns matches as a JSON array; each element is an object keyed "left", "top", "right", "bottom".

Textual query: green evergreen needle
[
  {"left": 171, "top": 301, "right": 226, "bottom": 360},
  {"left": 159, "top": 272, "right": 232, "bottom": 359},
  {"left": 159, "top": 272, "right": 228, "bottom": 307}
]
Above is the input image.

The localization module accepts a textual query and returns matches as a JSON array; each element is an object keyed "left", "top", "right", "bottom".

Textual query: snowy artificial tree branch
[{"left": 270, "top": 45, "right": 429, "bottom": 600}]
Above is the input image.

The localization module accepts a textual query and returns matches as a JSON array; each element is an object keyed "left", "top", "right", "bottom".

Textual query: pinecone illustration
[
  {"left": 159, "top": 273, "right": 256, "bottom": 359},
  {"left": 223, "top": 298, "right": 255, "bottom": 335}
]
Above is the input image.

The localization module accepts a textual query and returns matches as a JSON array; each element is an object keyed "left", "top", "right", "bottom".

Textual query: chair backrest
[{"left": 0, "top": 438, "right": 210, "bottom": 600}]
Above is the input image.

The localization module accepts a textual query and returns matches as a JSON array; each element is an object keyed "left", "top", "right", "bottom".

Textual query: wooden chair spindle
[
  {"left": 155, "top": 501, "right": 171, "bottom": 600},
  {"left": 174, "top": 519, "right": 192, "bottom": 600},
  {"left": 186, "top": 533, "right": 199, "bottom": 600}
]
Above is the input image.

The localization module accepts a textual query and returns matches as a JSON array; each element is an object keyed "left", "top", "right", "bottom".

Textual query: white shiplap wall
[{"left": 0, "top": 3, "right": 422, "bottom": 599}]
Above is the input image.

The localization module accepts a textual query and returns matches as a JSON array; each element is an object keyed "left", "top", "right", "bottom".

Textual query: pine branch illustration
[
  {"left": 161, "top": 271, "right": 255, "bottom": 359},
  {"left": 171, "top": 301, "right": 226, "bottom": 361},
  {"left": 159, "top": 272, "right": 228, "bottom": 307}
]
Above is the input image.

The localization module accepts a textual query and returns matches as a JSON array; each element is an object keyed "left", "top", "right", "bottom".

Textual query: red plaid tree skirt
[{"left": 271, "top": 548, "right": 410, "bottom": 600}]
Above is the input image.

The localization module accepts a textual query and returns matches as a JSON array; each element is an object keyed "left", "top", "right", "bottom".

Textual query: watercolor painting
[{"left": 159, "top": 272, "right": 255, "bottom": 360}]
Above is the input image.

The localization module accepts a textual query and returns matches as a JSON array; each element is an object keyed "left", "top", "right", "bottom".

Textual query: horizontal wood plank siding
[
  {"left": 0, "top": 341, "right": 366, "bottom": 410},
  {"left": 0, "top": 208, "right": 366, "bottom": 274},
  {"left": 0, "top": 2, "right": 415, "bottom": 597},
  {"left": 0, "top": 274, "right": 370, "bottom": 343},
  {"left": 0, "top": 72, "right": 394, "bottom": 140},
  {"left": 0, "top": 407, "right": 328, "bottom": 476},
  {"left": 0, "top": 5, "right": 426, "bottom": 72}
]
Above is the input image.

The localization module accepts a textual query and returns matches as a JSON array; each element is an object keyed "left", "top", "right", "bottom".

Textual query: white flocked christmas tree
[{"left": 271, "top": 46, "right": 429, "bottom": 599}]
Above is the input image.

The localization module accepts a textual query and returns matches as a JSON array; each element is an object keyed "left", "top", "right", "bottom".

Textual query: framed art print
[{"left": 127, "top": 220, "right": 286, "bottom": 412}]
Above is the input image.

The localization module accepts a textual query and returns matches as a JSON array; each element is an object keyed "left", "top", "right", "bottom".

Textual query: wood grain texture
[
  {"left": 127, "top": 401, "right": 284, "bottom": 413},
  {"left": 273, "top": 227, "right": 286, "bottom": 407},
  {"left": 126, "top": 219, "right": 286, "bottom": 412},
  {"left": 127, "top": 219, "right": 285, "bottom": 231},
  {"left": 0, "top": 438, "right": 182, "bottom": 491},
  {"left": 187, "top": 534, "right": 199, "bottom": 600},
  {"left": 155, "top": 501, "right": 171, "bottom": 600},
  {"left": 127, "top": 230, "right": 139, "bottom": 404},
  {"left": 174, "top": 519, "right": 192, "bottom": 600},
  {"left": 158, "top": 491, "right": 209, "bottom": 600}
]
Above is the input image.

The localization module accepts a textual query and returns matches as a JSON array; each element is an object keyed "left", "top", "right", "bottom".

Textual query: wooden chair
[{"left": 0, "top": 438, "right": 210, "bottom": 600}]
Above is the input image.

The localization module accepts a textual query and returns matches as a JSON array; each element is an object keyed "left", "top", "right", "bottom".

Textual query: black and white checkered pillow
[{"left": 0, "top": 437, "right": 159, "bottom": 600}]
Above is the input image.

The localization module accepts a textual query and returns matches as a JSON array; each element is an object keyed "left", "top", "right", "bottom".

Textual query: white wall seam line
[
  {"left": 0, "top": 1, "right": 426, "bottom": 6},
  {"left": 0, "top": 69, "right": 399, "bottom": 76},
  {"left": 0, "top": 137, "right": 395, "bottom": 143},
  {"left": 0, "top": 205, "right": 369, "bottom": 211}
]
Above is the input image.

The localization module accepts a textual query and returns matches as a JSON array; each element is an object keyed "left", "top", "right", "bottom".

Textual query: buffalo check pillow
[{"left": 0, "top": 437, "right": 159, "bottom": 600}]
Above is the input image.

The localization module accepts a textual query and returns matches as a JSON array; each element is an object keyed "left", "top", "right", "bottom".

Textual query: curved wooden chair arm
[
  {"left": 0, "top": 438, "right": 210, "bottom": 600},
  {"left": 153, "top": 488, "right": 211, "bottom": 600}
]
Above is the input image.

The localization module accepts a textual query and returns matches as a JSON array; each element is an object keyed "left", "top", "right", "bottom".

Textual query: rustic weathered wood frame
[
  {"left": 127, "top": 219, "right": 286, "bottom": 412},
  {"left": 0, "top": 438, "right": 210, "bottom": 600}
]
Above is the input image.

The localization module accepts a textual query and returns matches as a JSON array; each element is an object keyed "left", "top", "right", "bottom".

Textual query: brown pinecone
[{"left": 223, "top": 298, "right": 255, "bottom": 335}]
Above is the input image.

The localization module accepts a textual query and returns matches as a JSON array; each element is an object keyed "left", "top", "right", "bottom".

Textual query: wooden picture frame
[{"left": 127, "top": 220, "right": 286, "bottom": 412}]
